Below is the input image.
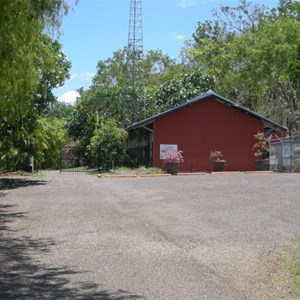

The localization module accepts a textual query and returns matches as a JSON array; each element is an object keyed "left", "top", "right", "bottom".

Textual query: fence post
[
  {"left": 29, "top": 156, "right": 34, "bottom": 173},
  {"left": 60, "top": 149, "right": 62, "bottom": 173}
]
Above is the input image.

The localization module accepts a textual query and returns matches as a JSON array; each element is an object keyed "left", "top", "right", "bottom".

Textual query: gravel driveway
[{"left": 0, "top": 171, "right": 300, "bottom": 299}]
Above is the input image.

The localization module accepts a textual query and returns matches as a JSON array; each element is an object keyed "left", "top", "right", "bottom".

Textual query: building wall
[{"left": 153, "top": 97, "right": 265, "bottom": 171}]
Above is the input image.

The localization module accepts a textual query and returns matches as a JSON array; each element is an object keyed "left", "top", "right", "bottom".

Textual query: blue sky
[{"left": 55, "top": 0, "right": 279, "bottom": 103}]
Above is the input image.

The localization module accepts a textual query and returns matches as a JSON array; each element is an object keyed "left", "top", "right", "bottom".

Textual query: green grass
[
  {"left": 115, "top": 166, "right": 164, "bottom": 174},
  {"left": 248, "top": 237, "right": 300, "bottom": 298},
  {"left": 287, "top": 256, "right": 300, "bottom": 295},
  {"left": 99, "top": 166, "right": 165, "bottom": 175},
  {"left": 286, "top": 239, "right": 300, "bottom": 296},
  {"left": 136, "top": 166, "right": 165, "bottom": 174}
]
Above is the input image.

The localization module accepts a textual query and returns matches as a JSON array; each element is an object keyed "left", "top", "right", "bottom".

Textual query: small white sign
[
  {"left": 29, "top": 156, "right": 34, "bottom": 167},
  {"left": 160, "top": 144, "right": 178, "bottom": 159}
]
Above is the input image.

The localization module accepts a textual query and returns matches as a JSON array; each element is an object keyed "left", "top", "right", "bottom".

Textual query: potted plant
[
  {"left": 163, "top": 150, "right": 184, "bottom": 175},
  {"left": 209, "top": 150, "right": 227, "bottom": 172},
  {"left": 252, "top": 132, "right": 271, "bottom": 171}
]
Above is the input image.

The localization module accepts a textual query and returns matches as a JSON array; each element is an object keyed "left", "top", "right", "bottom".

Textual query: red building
[{"left": 127, "top": 90, "right": 287, "bottom": 172}]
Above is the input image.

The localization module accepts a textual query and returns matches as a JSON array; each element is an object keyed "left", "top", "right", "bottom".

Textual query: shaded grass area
[
  {"left": 60, "top": 166, "right": 97, "bottom": 172},
  {"left": 91, "top": 166, "right": 165, "bottom": 176},
  {"left": 113, "top": 166, "right": 164, "bottom": 174}
]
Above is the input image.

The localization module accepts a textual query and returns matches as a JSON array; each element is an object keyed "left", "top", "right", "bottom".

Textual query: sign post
[{"left": 29, "top": 156, "right": 34, "bottom": 173}]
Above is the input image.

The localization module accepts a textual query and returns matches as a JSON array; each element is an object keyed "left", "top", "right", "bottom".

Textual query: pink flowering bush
[
  {"left": 252, "top": 132, "right": 271, "bottom": 159},
  {"left": 209, "top": 150, "right": 224, "bottom": 162},
  {"left": 163, "top": 150, "right": 184, "bottom": 163}
]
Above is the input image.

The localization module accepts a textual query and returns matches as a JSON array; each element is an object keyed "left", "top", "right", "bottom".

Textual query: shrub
[
  {"left": 163, "top": 150, "right": 184, "bottom": 163},
  {"left": 252, "top": 132, "right": 271, "bottom": 159},
  {"left": 87, "top": 119, "right": 128, "bottom": 171},
  {"left": 0, "top": 117, "right": 66, "bottom": 171},
  {"left": 209, "top": 150, "right": 224, "bottom": 162}
]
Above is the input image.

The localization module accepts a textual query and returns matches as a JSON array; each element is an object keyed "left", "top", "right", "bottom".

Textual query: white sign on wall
[{"left": 160, "top": 144, "right": 178, "bottom": 159}]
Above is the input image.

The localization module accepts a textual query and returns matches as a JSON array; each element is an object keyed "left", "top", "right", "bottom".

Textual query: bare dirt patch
[{"left": 0, "top": 171, "right": 32, "bottom": 177}]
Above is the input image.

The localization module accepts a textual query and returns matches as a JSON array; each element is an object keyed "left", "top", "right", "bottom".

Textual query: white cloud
[
  {"left": 70, "top": 73, "right": 79, "bottom": 80},
  {"left": 58, "top": 90, "right": 80, "bottom": 104},
  {"left": 177, "top": 0, "right": 197, "bottom": 8},
  {"left": 80, "top": 72, "right": 95, "bottom": 81},
  {"left": 172, "top": 32, "right": 185, "bottom": 41},
  {"left": 66, "top": 72, "right": 94, "bottom": 83}
]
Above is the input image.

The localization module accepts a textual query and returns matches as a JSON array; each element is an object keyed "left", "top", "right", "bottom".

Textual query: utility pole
[{"left": 124, "top": 0, "right": 144, "bottom": 125}]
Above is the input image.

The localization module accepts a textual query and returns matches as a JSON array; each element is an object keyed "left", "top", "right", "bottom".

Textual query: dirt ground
[{"left": 0, "top": 171, "right": 300, "bottom": 299}]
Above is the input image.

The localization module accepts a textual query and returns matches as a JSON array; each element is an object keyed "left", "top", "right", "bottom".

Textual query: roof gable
[{"left": 126, "top": 90, "right": 287, "bottom": 133}]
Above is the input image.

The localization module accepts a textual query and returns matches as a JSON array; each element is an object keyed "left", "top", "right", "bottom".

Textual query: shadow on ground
[
  {"left": 0, "top": 193, "right": 144, "bottom": 299},
  {"left": 0, "top": 204, "right": 28, "bottom": 231},
  {"left": 0, "top": 178, "right": 47, "bottom": 192}
]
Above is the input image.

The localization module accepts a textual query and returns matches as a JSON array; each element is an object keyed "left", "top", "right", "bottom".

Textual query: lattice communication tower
[{"left": 125, "top": 0, "right": 144, "bottom": 124}]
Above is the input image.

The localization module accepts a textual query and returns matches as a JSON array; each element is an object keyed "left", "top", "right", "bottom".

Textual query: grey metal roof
[{"left": 126, "top": 90, "right": 288, "bottom": 132}]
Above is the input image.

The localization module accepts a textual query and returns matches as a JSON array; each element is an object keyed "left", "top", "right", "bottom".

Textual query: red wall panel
[{"left": 153, "top": 97, "right": 265, "bottom": 171}]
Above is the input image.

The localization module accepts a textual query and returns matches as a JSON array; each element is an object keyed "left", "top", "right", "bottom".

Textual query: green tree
[
  {"left": 47, "top": 101, "right": 75, "bottom": 120},
  {"left": 154, "top": 69, "right": 216, "bottom": 113},
  {"left": 0, "top": 117, "right": 67, "bottom": 171},
  {"left": 93, "top": 48, "right": 128, "bottom": 88},
  {"left": 87, "top": 119, "right": 128, "bottom": 171},
  {"left": 66, "top": 88, "right": 102, "bottom": 163},
  {"left": 0, "top": 0, "right": 70, "bottom": 112},
  {"left": 0, "top": 0, "right": 72, "bottom": 171},
  {"left": 34, "top": 35, "right": 71, "bottom": 114},
  {"left": 91, "top": 48, "right": 181, "bottom": 126},
  {"left": 32, "top": 117, "right": 67, "bottom": 170}
]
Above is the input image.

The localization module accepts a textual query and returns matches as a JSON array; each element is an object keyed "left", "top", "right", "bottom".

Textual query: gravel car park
[{"left": 1, "top": 171, "right": 299, "bottom": 299}]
